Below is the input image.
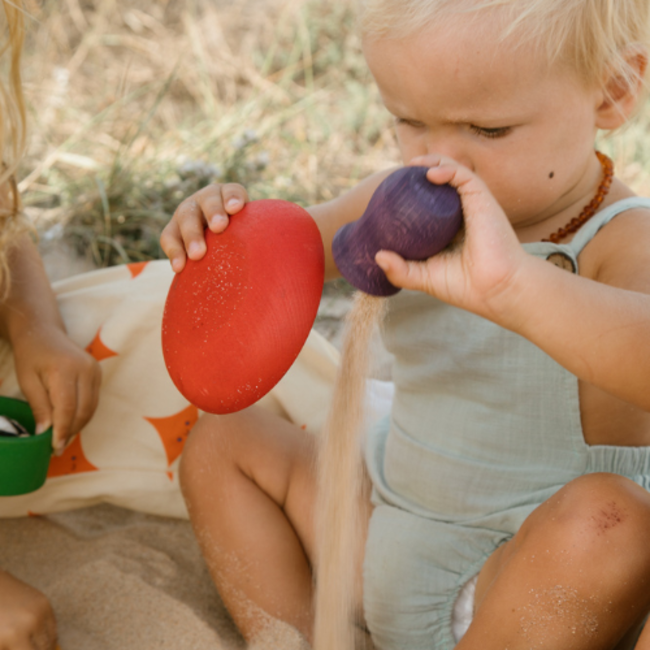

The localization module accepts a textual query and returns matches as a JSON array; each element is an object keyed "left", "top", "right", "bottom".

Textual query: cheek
[
  {"left": 479, "top": 163, "right": 546, "bottom": 217},
  {"left": 488, "top": 166, "right": 568, "bottom": 222}
]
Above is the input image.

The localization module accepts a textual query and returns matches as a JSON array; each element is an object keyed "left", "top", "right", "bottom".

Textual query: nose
[{"left": 422, "top": 133, "right": 473, "bottom": 170}]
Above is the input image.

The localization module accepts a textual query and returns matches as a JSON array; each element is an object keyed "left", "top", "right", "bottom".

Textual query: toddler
[
  {"left": 162, "top": 0, "right": 650, "bottom": 648},
  {"left": 0, "top": 3, "right": 101, "bottom": 648}
]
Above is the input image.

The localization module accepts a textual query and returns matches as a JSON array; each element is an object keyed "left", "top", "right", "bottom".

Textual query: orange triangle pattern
[
  {"left": 85, "top": 328, "right": 119, "bottom": 362},
  {"left": 144, "top": 404, "right": 199, "bottom": 467},
  {"left": 127, "top": 261, "right": 149, "bottom": 279},
  {"left": 47, "top": 434, "right": 99, "bottom": 478}
]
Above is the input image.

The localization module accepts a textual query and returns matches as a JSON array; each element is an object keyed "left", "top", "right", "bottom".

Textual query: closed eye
[
  {"left": 395, "top": 117, "right": 426, "bottom": 129},
  {"left": 469, "top": 125, "right": 512, "bottom": 139}
]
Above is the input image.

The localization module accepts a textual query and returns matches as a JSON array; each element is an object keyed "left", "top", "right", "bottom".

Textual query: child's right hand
[
  {"left": 0, "top": 569, "right": 57, "bottom": 650},
  {"left": 375, "top": 155, "right": 528, "bottom": 323},
  {"left": 160, "top": 183, "right": 249, "bottom": 273}
]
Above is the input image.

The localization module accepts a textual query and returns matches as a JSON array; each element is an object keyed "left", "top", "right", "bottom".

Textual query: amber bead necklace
[{"left": 542, "top": 150, "right": 614, "bottom": 244}]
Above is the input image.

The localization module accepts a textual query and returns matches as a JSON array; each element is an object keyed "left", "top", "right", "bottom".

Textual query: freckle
[{"left": 549, "top": 171, "right": 555, "bottom": 179}]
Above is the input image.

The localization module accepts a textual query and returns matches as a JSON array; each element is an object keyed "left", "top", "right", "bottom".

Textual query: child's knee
[{"left": 524, "top": 473, "right": 650, "bottom": 569}]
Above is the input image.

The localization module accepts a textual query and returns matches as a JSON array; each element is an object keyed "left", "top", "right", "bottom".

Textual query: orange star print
[
  {"left": 127, "top": 261, "right": 149, "bottom": 279},
  {"left": 144, "top": 404, "right": 199, "bottom": 467},
  {"left": 85, "top": 328, "right": 118, "bottom": 362},
  {"left": 47, "top": 435, "right": 98, "bottom": 478}
]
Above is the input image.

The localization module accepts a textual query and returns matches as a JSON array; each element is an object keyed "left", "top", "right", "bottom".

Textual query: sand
[
  {"left": 0, "top": 504, "right": 315, "bottom": 650},
  {"left": 314, "top": 294, "right": 386, "bottom": 650}
]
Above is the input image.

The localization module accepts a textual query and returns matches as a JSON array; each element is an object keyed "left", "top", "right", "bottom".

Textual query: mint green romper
[{"left": 363, "top": 198, "right": 650, "bottom": 650}]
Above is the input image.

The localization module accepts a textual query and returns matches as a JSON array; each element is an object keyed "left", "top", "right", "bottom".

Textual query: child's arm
[
  {"left": 376, "top": 157, "right": 650, "bottom": 412},
  {"left": 309, "top": 171, "right": 395, "bottom": 280},
  {"left": 0, "top": 568, "right": 57, "bottom": 649},
  {"left": 0, "top": 235, "right": 101, "bottom": 454},
  {"left": 160, "top": 171, "right": 394, "bottom": 280}
]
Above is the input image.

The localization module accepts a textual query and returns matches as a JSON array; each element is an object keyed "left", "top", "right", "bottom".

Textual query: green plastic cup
[{"left": 0, "top": 396, "right": 53, "bottom": 496}]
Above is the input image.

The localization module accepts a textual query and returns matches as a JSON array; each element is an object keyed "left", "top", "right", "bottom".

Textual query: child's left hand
[
  {"left": 375, "top": 155, "right": 530, "bottom": 323},
  {"left": 11, "top": 323, "right": 101, "bottom": 455},
  {"left": 0, "top": 235, "right": 102, "bottom": 455}
]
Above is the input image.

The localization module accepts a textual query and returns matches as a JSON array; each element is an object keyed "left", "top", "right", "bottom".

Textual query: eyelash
[
  {"left": 469, "top": 125, "right": 511, "bottom": 139},
  {"left": 395, "top": 117, "right": 425, "bottom": 128},
  {"left": 395, "top": 118, "right": 512, "bottom": 139}
]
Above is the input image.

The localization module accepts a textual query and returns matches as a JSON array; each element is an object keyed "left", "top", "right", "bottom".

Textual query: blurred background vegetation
[
  {"left": 18, "top": 0, "right": 398, "bottom": 270},
  {"left": 16, "top": 0, "right": 650, "bottom": 271}
]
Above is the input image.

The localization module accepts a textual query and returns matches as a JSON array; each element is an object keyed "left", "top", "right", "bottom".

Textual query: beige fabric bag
[{"left": 0, "top": 260, "right": 342, "bottom": 518}]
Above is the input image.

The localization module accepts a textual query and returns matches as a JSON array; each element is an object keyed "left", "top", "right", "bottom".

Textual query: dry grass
[
  {"left": 19, "top": 0, "right": 399, "bottom": 266},
  {"left": 14, "top": 0, "right": 650, "bottom": 267}
]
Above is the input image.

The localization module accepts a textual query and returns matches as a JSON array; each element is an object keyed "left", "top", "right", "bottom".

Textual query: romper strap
[{"left": 567, "top": 197, "right": 650, "bottom": 256}]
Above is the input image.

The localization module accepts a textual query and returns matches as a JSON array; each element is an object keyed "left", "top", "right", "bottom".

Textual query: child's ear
[{"left": 595, "top": 46, "right": 648, "bottom": 130}]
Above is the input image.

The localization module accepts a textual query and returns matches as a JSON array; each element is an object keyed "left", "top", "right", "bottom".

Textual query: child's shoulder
[{"left": 579, "top": 190, "right": 650, "bottom": 291}]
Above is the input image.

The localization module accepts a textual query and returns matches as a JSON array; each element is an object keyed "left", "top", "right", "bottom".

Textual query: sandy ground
[
  {"left": 1, "top": 502, "right": 372, "bottom": 648},
  {"left": 1, "top": 505, "right": 248, "bottom": 649},
  {"left": 0, "top": 241, "right": 384, "bottom": 649}
]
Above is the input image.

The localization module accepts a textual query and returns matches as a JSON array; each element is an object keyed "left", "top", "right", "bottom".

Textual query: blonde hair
[
  {"left": 358, "top": 0, "right": 650, "bottom": 90},
  {"left": 0, "top": 0, "right": 29, "bottom": 293}
]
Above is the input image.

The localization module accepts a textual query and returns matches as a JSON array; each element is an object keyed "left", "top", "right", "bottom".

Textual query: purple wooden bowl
[{"left": 332, "top": 166, "right": 463, "bottom": 296}]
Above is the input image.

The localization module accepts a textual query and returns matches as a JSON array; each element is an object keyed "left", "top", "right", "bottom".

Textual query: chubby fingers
[
  {"left": 160, "top": 183, "right": 249, "bottom": 273},
  {"left": 218, "top": 183, "right": 248, "bottom": 220},
  {"left": 410, "top": 153, "right": 483, "bottom": 194},
  {"left": 160, "top": 199, "right": 204, "bottom": 273},
  {"left": 410, "top": 154, "right": 506, "bottom": 227},
  {"left": 192, "top": 182, "right": 248, "bottom": 232},
  {"left": 408, "top": 153, "right": 445, "bottom": 169},
  {"left": 375, "top": 250, "right": 433, "bottom": 294}
]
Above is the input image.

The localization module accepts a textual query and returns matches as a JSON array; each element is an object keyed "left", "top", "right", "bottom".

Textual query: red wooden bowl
[{"left": 162, "top": 199, "right": 324, "bottom": 414}]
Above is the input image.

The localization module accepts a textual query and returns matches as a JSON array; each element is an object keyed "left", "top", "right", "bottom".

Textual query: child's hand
[
  {"left": 0, "top": 569, "right": 58, "bottom": 650},
  {"left": 160, "top": 183, "right": 249, "bottom": 273},
  {"left": 375, "top": 155, "right": 529, "bottom": 322},
  {"left": 11, "top": 324, "right": 101, "bottom": 455}
]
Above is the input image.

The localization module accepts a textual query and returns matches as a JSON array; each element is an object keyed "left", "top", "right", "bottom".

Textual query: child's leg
[
  {"left": 180, "top": 407, "right": 317, "bottom": 640},
  {"left": 0, "top": 568, "right": 57, "bottom": 649},
  {"left": 460, "top": 473, "right": 650, "bottom": 650},
  {"left": 180, "top": 406, "right": 370, "bottom": 644}
]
